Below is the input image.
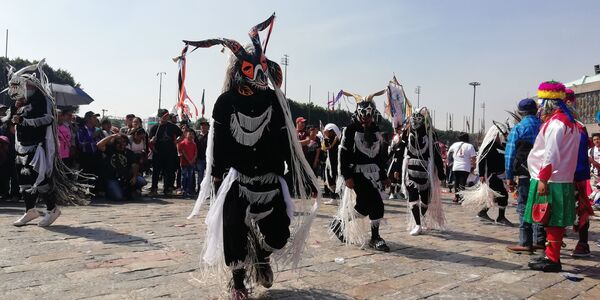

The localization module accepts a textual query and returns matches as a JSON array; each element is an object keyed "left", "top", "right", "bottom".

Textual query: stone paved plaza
[{"left": 1, "top": 193, "right": 600, "bottom": 300}]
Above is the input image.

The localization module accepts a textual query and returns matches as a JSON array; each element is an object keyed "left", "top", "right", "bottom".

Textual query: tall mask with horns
[
  {"left": 181, "top": 13, "right": 282, "bottom": 95},
  {"left": 3, "top": 59, "right": 51, "bottom": 103},
  {"left": 343, "top": 90, "right": 385, "bottom": 123}
]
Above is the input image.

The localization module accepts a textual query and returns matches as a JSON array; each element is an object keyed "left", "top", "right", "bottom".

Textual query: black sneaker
[
  {"left": 369, "top": 237, "right": 390, "bottom": 252},
  {"left": 329, "top": 219, "right": 346, "bottom": 243},
  {"left": 528, "top": 257, "right": 562, "bottom": 272},
  {"left": 496, "top": 217, "right": 514, "bottom": 227},
  {"left": 255, "top": 258, "right": 274, "bottom": 288},
  {"left": 477, "top": 211, "right": 494, "bottom": 223}
]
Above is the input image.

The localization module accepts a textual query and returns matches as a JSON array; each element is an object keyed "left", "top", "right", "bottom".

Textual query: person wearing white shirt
[{"left": 447, "top": 133, "right": 476, "bottom": 203}]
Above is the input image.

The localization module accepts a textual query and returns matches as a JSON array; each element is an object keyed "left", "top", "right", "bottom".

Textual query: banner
[{"left": 386, "top": 75, "right": 413, "bottom": 127}]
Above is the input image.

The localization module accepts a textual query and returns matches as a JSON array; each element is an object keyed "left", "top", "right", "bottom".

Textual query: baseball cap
[
  {"left": 518, "top": 98, "right": 537, "bottom": 113},
  {"left": 295, "top": 116, "right": 306, "bottom": 123},
  {"left": 84, "top": 111, "right": 100, "bottom": 119}
]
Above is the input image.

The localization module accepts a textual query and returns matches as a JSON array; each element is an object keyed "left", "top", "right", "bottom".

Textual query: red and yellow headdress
[{"left": 537, "top": 81, "right": 566, "bottom": 100}]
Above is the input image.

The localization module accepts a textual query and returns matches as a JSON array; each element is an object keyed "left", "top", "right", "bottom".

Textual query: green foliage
[{"left": 287, "top": 98, "right": 393, "bottom": 132}]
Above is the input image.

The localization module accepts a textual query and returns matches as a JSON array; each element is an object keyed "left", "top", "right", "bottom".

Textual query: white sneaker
[
  {"left": 410, "top": 225, "right": 422, "bottom": 236},
  {"left": 13, "top": 209, "right": 41, "bottom": 227},
  {"left": 38, "top": 207, "right": 61, "bottom": 227},
  {"left": 388, "top": 193, "right": 395, "bottom": 200}
]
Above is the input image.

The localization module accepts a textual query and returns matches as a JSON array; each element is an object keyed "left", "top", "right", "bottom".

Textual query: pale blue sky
[{"left": 3, "top": 0, "right": 599, "bottom": 129}]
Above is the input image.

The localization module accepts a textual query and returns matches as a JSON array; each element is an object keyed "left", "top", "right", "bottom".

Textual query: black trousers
[
  {"left": 223, "top": 181, "right": 290, "bottom": 266},
  {"left": 16, "top": 151, "right": 54, "bottom": 211},
  {"left": 454, "top": 170, "right": 470, "bottom": 198},
  {"left": 407, "top": 184, "right": 430, "bottom": 225},
  {"left": 488, "top": 174, "right": 508, "bottom": 207},
  {"left": 352, "top": 174, "right": 384, "bottom": 220},
  {"left": 151, "top": 153, "right": 177, "bottom": 191}
]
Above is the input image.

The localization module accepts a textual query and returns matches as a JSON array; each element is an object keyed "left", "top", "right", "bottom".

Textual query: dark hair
[
  {"left": 458, "top": 133, "right": 469, "bottom": 143},
  {"left": 126, "top": 114, "right": 136, "bottom": 119},
  {"left": 100, "top": 118, "right": 111, "bottom": 126},
  {"left": 131, "top": 127, "right": 146, "bottom": 136},
  {"left": 157, "top": 109, "right": 169, "bottom": 118},
  {"left": 307, "top": 125, "right": 317, "bottom": 131},
  {"left": 592, "top": 133, "right": 600, "bottom": 139}
]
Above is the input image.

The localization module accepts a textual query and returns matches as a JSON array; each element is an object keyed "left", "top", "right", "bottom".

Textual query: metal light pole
[
  {"left": 415, "top": 85, "right": 421, "bottom": 107},
  {"left": 481, "top": 101, "right": 486, "bottom": 132},
  {"left": 468, "top": 81, "right": 481, "bottom": 134},
  {"left": 281, "top": 54, "right": 289, "bottom": 97},
  {"left": 156, "top": 72, "right": 166, "bottom": 110},
  {"left": 101, "top": 109, "right": 108, "bottom": 119}
]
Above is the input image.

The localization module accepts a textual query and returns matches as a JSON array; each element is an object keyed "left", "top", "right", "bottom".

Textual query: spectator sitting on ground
[
  {"left": 97, "top": 133, "right": 146, "bottom": 201},
  {"left": 120, "top": 114, "right": 135, "bottom": 134},
  {"left": 127, "top": 127, "right": 149, "bottom": 173}
]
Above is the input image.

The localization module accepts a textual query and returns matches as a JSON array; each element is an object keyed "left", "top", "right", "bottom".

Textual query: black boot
[
  {"left": 329, "top": 218, "right": 345, "bottom": 243},
  {"left": 477, "top": 208, "right": 494, "bottom": 223},
  {"left": 368, "top": 222, "right": 390, "bottom": 252},
  {"left": 495, "top": 208, "right": 514, "bottom": 227},
  {"left": 528, "top": 257, "right": 562, "bottom": 272},
  {"left": 255, "top": 256, "right": 273, "bottom": 288}
]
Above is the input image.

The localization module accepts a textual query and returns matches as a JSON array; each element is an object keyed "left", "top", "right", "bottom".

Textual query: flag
[
  {"left": 331, "top": 93, "right": 335, "bottom": 112},
  {"left": 174, "top": 45, "right": 199, "bottom": 120},
  {"left": 201, "top": 89, "right": 205, "bottom": 117},
  {"left": 387, "top": 76, "right": 410, "bottom": 126}
]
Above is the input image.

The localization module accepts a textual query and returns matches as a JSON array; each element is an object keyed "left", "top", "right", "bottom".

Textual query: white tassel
[
  {"left": 331, "top": 186, "right": 369, "bottom": 247},
  {"left": 459, "top": 181, "right": 501, "bottom": 211}
]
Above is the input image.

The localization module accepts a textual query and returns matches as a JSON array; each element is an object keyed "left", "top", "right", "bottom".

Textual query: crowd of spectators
[{"left": 0, "top": 107, "right": 209, "bottom": 202}]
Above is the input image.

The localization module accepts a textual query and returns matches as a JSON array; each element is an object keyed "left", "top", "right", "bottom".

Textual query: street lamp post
[
  {"left": 156, "top": 72, "right": 166, "bottom": 110},
  {"left": 415, "top": 85, "right": 421, "bottom": 107},
  {"left": 468, "top": 81, "right": 481, "bottom": 134},
  {"left": 281, "top": 54, "right": 289, "bottom": 97}
]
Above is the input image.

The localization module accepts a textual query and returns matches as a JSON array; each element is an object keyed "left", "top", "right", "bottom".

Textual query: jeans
[
  {"left": 516, "top": 178, "right": 546, "bottom": 246},
  {"left": 181, "top": 165, "right": 195, "bottom": 196},
  {"left": 196, "top": 159, "right": 207, "bottom": 191},
  {"left": 106, "top": 176, "right": 147, "bottom": 201}
]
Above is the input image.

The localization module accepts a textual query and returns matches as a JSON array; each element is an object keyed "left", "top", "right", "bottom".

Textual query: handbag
[{"left": 532, "top": 200, "right": 551, "bottom": 225}]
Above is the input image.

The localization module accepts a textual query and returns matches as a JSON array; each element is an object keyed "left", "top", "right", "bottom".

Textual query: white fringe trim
[
  {"left": 229, "top": 107, "right": 272, "bottom": 147},
  {"left": 459, "top": 181, "right": 501, "bottom": 211},
  {"left": 331, "top": 186, "right": 369, "bottom": 247},
  {"left": 354, "top": 132, "right": 382, "bottom": 158}
]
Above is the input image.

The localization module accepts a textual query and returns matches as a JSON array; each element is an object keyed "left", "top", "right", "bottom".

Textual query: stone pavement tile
[
  {"left": 574, "top": 284, "right": 600, "bottom": 300},
  {"left": 529, "top": 276, "right": 598, "bottom": 300},
  {"left": 490, "top": 272, "right": 565, "bottom": 299}
]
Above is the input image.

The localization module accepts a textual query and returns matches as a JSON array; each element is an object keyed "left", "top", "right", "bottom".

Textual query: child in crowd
[{"left": 178, "top": 130, "right": 197, "bottom": 198}]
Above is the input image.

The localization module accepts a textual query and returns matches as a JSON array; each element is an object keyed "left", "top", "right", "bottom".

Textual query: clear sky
[{"left": 3, "top": 0, "right": 600, "bottom": 130}]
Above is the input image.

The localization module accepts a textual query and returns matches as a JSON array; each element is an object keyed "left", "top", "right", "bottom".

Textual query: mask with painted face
[
  {"left": 179, "top": 13, "right": 282, "bottom": 95},
  {"left": 409, "top": 111, "right": 425, "bottom": 130},
  {"left": 342, "top": 90, "right": 385, "bottom": 124}
]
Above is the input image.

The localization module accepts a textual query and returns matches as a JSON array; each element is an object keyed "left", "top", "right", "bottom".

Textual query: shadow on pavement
[
  {"left": 0, "top": 206, "right": 25, "bottom": 215},
  {"left": 256, "top": 288, "right": 352, "bottom": 300},
  {"left": 428, "top": 230, "right": 515, "bottom": 245},
  {"left": 43, "top": 225, "right": 150, "bottom": 246},
  {"left": 388, "top": 243, "right": 522, "bottom": 271},
  {"left": 88, "top": 197, "right": 172, "bottom": 206}
]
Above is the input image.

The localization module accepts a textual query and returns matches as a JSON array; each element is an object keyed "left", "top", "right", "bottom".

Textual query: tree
[{"left": 0, "top": 57, "right": 80, "bottom": 106}]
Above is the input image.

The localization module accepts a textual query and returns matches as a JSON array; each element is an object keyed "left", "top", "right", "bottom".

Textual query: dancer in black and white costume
[
  {"left": 182, "top": 14, "right": 320, "bottom": 299},
  {"left": 1, "top": 60, "right": 91, "bottom": 227},
  {"left": 330, "top": 90, "right": 391, "bottom": 252},
  {"left": 403, "top": 107, "right": 446, "bottom": 236}
]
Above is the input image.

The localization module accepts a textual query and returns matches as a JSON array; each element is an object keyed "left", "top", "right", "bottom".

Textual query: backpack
[{"left": 512, "top": 140, "right": 533, "bottom": 177}]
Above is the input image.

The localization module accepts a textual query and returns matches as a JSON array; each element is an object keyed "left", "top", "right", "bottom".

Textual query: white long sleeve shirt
[{"left": 527, "top": 111, "right": 579, "bottom": 183}]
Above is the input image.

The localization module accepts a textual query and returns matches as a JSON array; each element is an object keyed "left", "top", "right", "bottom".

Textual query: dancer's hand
[
  {"left": 383, "top": 179, "right": 391, "bottom": 188},
  {"left": 505, "top": 179, "right": 516, "bottom": 193},
  {"left": 393, "top": 171, "right": 400, "bottom": 180},
  {"left": 537, "top": 180, "right": 548, "bottom": 196},
  {"left": 345, "top": 178, "right": 354, "bottom": 189},
  {"left": 11, "top": 115, "right": 22, "bottom": 124}
]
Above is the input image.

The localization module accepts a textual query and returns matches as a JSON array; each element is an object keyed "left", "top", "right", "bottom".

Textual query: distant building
[{"left": 565, "top": 65, "right": 600, "bottom": 131}]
